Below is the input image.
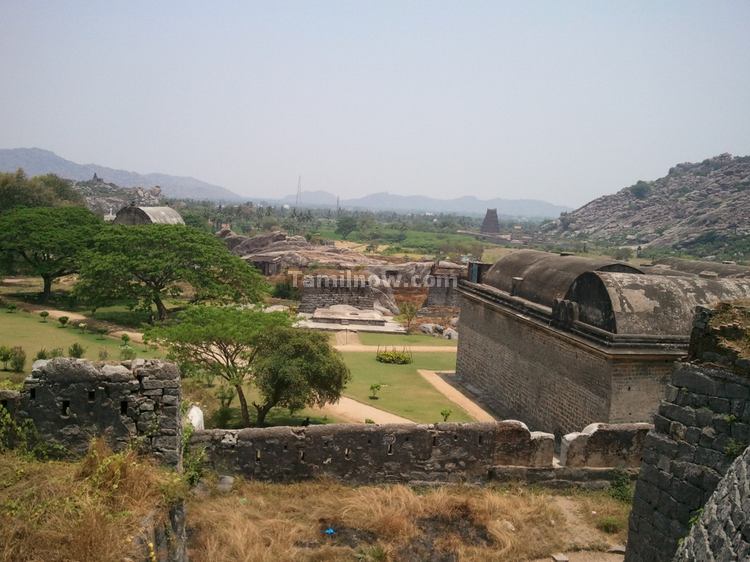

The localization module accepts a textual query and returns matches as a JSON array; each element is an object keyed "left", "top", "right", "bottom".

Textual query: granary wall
[
  {"left": 9, "top": 358, "right": 182, "bottom": 467},
  {"left": 625, "top": 304, "right": 750, "bottom": 562},
  {"left": 299, "top": 275, "right": 376, "bottom": 313},
  {"left": 456, "top": 292, "right": 678, "bottom": 436}
]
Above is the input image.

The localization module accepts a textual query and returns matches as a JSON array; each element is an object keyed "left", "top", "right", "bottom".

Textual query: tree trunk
[
  {"left": 235, "top": 384, "right": 251, "bottom": 427},
  {"left": 254, "top": 402, "right": 273, "bottom": 427},
  {"left": 41, "top": 276, "right": 53, "bottom": 302},
  {"left": 153, "top": 294, "right": 168, "bottom": 321}
]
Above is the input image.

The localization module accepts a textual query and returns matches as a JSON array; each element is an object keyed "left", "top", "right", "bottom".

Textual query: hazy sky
[{"left": 1, "top": 1, "right": 749, "bottom": 207}]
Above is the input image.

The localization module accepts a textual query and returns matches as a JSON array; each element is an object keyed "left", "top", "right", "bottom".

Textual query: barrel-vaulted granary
[{"left": 456, "top": 250, "right": 750, "bottom": 436}]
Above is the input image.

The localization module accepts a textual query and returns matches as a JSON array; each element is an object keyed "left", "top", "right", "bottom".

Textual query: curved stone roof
[
  {"left": 113, "top": 206, "right": 185, "bottom": 225},
  {"left": 483, "top": 250, "right": 642, "bottom": 308},
  {"left": 567, "top": 271, "right": 750, "bottom": 335}
]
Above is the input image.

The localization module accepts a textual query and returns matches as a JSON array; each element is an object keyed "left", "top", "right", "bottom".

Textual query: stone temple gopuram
[
  {"left": 456, "top": 250, "right": 750, "bottom": 436},
  {"left": 480, "top": 208, "right": 500, "bottom": 234}
]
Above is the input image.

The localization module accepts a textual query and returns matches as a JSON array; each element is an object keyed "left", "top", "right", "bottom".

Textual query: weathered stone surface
[
  {"left": 14, "top": 358, "right": 181, "bottom": 467},
  {"left": 560, "top": 422, "right": 652, "bottom": 468}
]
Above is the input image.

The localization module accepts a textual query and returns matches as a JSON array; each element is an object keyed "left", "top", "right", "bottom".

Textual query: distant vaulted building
[
  {"left": 456, "top": 250, "right": 750, "bottom": 436},
  {"left": 480, "top": 208, "right": 500, "bottom": 234},
  {"left": 113, "top": 205, "right": 185, "bottom": 226}
]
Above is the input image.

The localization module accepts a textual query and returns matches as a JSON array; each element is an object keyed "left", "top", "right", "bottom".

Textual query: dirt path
[
  {"left": 318, "top": 396, "right": 414, "bottom": 424},
  {"left": 334, "top": 344, "right": 457, "bottom": 353},
  {"left": 417, "top": 370, "right": 495, "bottom": 422},
  {"left": 10, "top": 304, "right": 88, "bottom": 323}
]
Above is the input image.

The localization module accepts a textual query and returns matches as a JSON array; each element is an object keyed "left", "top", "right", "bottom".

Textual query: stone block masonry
[
  {"left": 14, "top": 358, "right": 182, "bottom": 467},
  {"left": 673, "top": 444, "right": 750, "bottom": 561},
  {"left": 299, "top": 275, "right": 376, "bottom": 313},
  {"left": 192, "top": 421, "right": 555, "bottom": 484},
  {"left": 561, "top": 422, "right": 653, "bottom": 468},
  {"left": 625, "top": 363, "right": 750, "bottom": 562}
]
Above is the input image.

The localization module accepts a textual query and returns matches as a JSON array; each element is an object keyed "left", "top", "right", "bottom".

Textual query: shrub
[
  {"left": 0, "top": 346, "right": 11, "bottom": 370},
  {"left": 629, "top": 180, "right": 652, "bottom": 199},
  {"left": 10, "top": 347, "right": 26, "bottom": 373},
  {"left": 58, "top": 316, "right": 69, "bottom": 328},
  {"left": 78, "top": 323, "right": 88, "bottom": 333},
  {"left": 35, "top": 348, "right": 50, "bottom": 360},
  {"left": 440, "top": 408, "right": 452, "bottom": 422},
  {"left": 608, "top": 469, "right": 634, "bottom": 503},
  {"left": 119, "top": 344, "right": 137, "bottom": 360},
  {"left": 68, "top": 342, "right": 86, "bottom": 359},
  {"left": 725, "top": 438, "right": 747, "bottom": 459},
  {"left": 96, "top": 327, "right": 108, "bottom": 340},
  {"left": 369, "top": 383, "right": 382, "bottom": 400},
  {"left": 50, "top": 347, "right": 64, "bottom": 358},
  {"left": 272, "top": 280, "right": 300, "bottom": 300},
  {"left": 121, "top": 333, "right": 130, "bottom": 344},
  {"left": 596, "top": 515, "right": 624, "bottom": 534},
  {"left": 5, "top": 303, "right": 17, "bottom": 313},
  {"left": 39, "top": 311, "right": 50, "bottom": 322},
  {"left": 98, "top": 348, "right": 110, "bottom": 361},
  {"left": 375, "top": 347, "right": 413, "bottom": 364},
  {"left": 364, "top": 418, "right": 375, "bottom": 424}
]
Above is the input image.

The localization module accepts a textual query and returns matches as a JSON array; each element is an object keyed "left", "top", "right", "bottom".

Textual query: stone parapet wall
[
  {"left": 625, "top": 362, "right": 750, "bottom": 562},
  {"left": 672, "top": 443, "right": 750, "bottom": 561},
  {"left": 561, "top": 422, "right": 653, "bottom": 468},
  {"left": 190, "top": 420, "right": 651, "bottom": 484},
  {"left": 12, "top": 358, "right": 182, "bottom": 467},
  {"left": 192, "top": 422, "right": 554, "bottom": 483}
]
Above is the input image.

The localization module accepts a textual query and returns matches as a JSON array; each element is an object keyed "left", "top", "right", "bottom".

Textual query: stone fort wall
[
  {"left": 2, "top": 358, "right": 182, "bottom": 467},
  {"left": 625, "top": 304, "right": 750, "bottom": 562},
  {"left": 455, "top": 295, "right": 674, "bottom": 436}
]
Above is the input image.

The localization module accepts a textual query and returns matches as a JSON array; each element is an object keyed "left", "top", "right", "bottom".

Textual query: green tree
[
  {"left": 399, "top": 302, "right": 419, "bottom": 333},
  {"left": 335, "top": 216, "right": 358, "bottom": 240},
  {"left": 0, "top": 170, "right": 84, "bottom": 212},
  {"left": 0, "top": 206, "right": 102, "bottom": 301},
  {"left": 251, "top": 327, "right": 350, "bottom": 426},
  {"left": 75, "top": 225, "right": 267, "bottom": 321},
  {"left": 146, "top": 306, "right": 292, "bottom": 426}
]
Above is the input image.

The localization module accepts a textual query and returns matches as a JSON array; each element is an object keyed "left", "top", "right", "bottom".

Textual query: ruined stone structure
[
  {"left": 625, "top": 303, "right": 750, "bottom": 562},
  {"left": 3, "top": 358, "right": 182, "bottom": 467},
  {"left": 299, "top": 275, "right": 376, "bottom": 313},
  {"left": 113, "top": 204, "right": 185, "bottom": 225},
  {"left": 456, "top": 250, "right": 750, "bottom": 435},
  {"left": 480, "top": 208, "right": 500, "bottom": 234},
  {"left": 561, "top": 422, "right": 652, "bottom": 468},
  {"left": 423, "top": 261, "right": 466, "bottom": 308},
  {"left": 672, "top": 444, "right": 750, "bottom": 561}
]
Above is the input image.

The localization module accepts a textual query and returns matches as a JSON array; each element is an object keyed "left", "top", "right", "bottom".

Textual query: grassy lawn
[
  {"left": 357, "top": 332, "right": 457, "bottom": 347},
  {"left": 340, "top": 351, "right": 471, "bottom": 423},
  {"left": 0, "top": 309, "right": 163, "bottom": 382}
]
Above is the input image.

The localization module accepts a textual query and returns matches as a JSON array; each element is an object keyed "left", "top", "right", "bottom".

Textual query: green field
[
  {"left": 0, "top": 310, "right": 162, "bottom": 382},
  {"left": 340, "top": 351, "right": 471, "bottom": 423},
  {"left": 357, "top": 332, "right": 457, "bottom": 347}
]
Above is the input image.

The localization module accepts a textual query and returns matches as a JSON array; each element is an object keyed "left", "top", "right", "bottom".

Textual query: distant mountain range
[
  {"left": 0, "top": 147, "right": 242, "bottom": 202},
  {"left": 278, "top": 191, "right": 570, "bottom": 218},
  {"left": 0, "top": 147, "right": 570, "bottom": 217}
]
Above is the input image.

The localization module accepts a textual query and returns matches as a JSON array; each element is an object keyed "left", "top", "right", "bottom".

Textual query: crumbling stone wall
[
  {"left": 191, "top": 422, "right": 555, "bottom": 484},
  {"left": 14, "top": 358, "right": 182, "bottom": 467},
  {"left": 625, "top": 303, "right": 750, "bottom": 562},
  {"left": 672, "top": 443, "right": 750, "bottom": 561},
  {"left": 299, "top": 275, "right": 376, "bottom": 313},
  {"left": 561, "top": 422, "right": 652, "bottom": 468}
]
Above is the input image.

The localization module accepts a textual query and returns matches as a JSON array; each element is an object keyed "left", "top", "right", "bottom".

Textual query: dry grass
[
  {"left": 187, "top": 481, "right": 589, "bottom": 562},
  {"left": 0, "top": 440, "right": 185, "bottom": 562},
  {"left": 575, "top": 492, "right": 631, "bottom": 545}
]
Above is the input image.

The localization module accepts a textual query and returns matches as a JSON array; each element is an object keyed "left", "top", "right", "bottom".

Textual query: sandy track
[
  {"left": 334, "top": 344, "right": 457, "bottom": 353},
  {"left": 317, "top": 396, "right": 414, "bottom": 424},
  {"left": 417, "top": 370, "right": 495, "bottom": 422}
]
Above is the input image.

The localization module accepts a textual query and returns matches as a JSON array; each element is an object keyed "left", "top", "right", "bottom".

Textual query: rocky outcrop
[
  {"left": 73, "top": 175, "right": 162, "bottom": 215},
  {"left": 217, "top": 228, "right": 386, "bottom": 269},
  {"left": 548, "top": 154, "right": 750, "bottom": 255}
]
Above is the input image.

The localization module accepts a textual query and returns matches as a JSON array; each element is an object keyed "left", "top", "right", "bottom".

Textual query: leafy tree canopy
[
  {"left": 0, "top": 206, "right": 102, "bottom": 301},
  {"left": 0, "top": 170, "right": 84, "bottom": 212},
  {"left": 75, "top": 225, "right": 267, "bottom": 320},
  {"left": 146, "top": 306, "right": 292, "bottom": 426},
  {"left": 335, "top": 215, "right": 358, "bottom": 239},
  {"left": 251, "top": 327, "right": 350, "bottom": 426}
]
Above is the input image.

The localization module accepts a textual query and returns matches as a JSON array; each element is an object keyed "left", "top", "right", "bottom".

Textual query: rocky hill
[
  {"left": 71, "top": 174, "right": 162, "bottom": 215},
  {"left": 548, "top": 154, "right": 750, "bottom": 256},
  {"left": 0, "top": 147, "right": 242, "bottom": 201}
]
